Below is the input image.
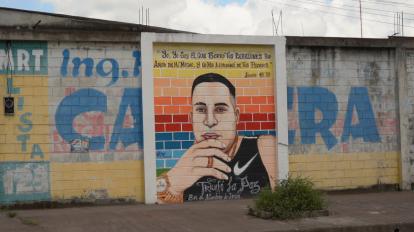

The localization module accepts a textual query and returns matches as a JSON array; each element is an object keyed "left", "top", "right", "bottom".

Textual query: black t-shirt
[{"left": 184, "top": 136, "right": 270, "bottom": 201}]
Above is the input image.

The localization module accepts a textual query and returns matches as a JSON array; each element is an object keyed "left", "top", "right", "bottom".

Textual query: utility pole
[
  {"left": 402, "top": 11, "right": 404, "bottom": 36},
  {"left": 359, "top": 0, "right": 363, "bottom": 38},
  {"left": 142, "top": 6, "right": 144, "bottom": 26},
  {"left": 301, "top": 21, "right": 304, "bottom": 36},
  {"left": 280, "top": 10, "right": 283, "bottom": 35}
]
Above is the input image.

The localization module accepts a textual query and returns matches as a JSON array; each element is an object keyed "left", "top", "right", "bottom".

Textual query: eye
[
  {"left": 215, "top": 106, "right": 228, "bottom": 113},
  {"left": 195, "top": 106, "right": 207, "bottom": 113}
]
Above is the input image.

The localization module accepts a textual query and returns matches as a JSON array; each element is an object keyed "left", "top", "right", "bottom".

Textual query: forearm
[{"left": 156, "top": 173, "right": 184, "bottom": 204}]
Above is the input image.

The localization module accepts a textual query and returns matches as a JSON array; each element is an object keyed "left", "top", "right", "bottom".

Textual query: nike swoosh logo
[{"left": 233, "top": 153, "right": 258, "bottom": 176}]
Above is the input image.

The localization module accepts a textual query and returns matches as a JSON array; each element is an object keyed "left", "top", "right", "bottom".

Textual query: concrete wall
[
  {"left": 1, "top": 34, "right": 414, "bottom": 205},
  {"left": 0, "top": 40, "right": 144, "bottom": 204},
  {"left": 399, "top": 47, "right": 414, "bottom": 190},
  {"left": 287, "top": 46, "right": 400, "bottom": 189}
]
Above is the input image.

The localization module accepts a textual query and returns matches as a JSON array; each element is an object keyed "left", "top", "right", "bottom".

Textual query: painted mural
[
  {"left": 288, "top": 86, "right": 382, "bottom": 149},
  {"left": 48, "top": 43, "right": 144, "bottom": 200},
  {"left": 0, "top": 41, "right": 50, "bottom": 203},
  {"left": 49, "top": 45, "right": 143, "bottom": 161},
  {"left": 0, "top": 40, "right": 145, "bottom": 204},
  {"left": 286, "top": 48, "right": 400, "bottom": 189},
  {"left": 153, "top": 44, "right": 278, "bottom": 203}
]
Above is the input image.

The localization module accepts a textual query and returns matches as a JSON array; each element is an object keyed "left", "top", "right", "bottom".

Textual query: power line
[
  {"left": 371, "top": 0, "right": 414, "bottom": 8},
  {"left": 288, "top": 0, "right": 414, "bottom": 21},
  {"left": 261, "top": 0, "right": 414, "bottom": 29},
  {"left": 289, "top": 0, "right": 396, "bottom": 20},
  {"left": 359, "top": 0, "right": 363, "bottom": 37},
  {"left": 354, "top": 0, "right": 414, "bottom": 9},
  {"left": 300, "top": 0, "right": 414, "bottom": 17}
]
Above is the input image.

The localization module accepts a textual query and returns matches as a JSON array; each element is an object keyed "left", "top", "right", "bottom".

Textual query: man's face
[{"left": 191, "top": 82, "right": 239, "bottom": 153}]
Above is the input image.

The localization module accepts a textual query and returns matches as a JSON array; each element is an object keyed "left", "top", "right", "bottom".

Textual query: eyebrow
[
  {"left": 193, "top": 102, "right": 229, "bottom": 107},
  {"left": 215, "top": 103, "right": 229, "bottom": 107},
  {"left": 194, "top": 102, "right": 206, "bottom": 106}
]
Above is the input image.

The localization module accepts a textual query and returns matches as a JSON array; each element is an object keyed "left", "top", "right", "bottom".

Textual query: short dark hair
[{"left": 191, "top": 73, "right": 236, "bottom": 98}]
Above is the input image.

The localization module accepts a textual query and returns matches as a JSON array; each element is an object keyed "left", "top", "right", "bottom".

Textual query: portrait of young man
[{"left": 157, "top": 73, "right": 277, "bottom": 203}]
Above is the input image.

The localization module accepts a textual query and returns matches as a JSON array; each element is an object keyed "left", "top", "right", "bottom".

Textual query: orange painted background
[{"left": 153, "top": 43, "right": 276, "bottom": 173}]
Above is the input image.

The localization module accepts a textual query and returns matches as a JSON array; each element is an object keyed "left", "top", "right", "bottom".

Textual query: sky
[{"left": 0, "top": 0, "right": 413, "bottom": 38}]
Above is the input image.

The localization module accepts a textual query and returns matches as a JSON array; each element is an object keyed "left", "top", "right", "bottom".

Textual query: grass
[
  {"left": 1, "top": 209, "right": 38, "bottom": 226},
  {"left": 156, "top": 168, "right": 170, "bottom": 176},
  {"left": 249, "top": 176, "right": 326, "bottom": 220},
  {"left": 7, "top": 212, "right": 17, "bottom": 218},
  {"left": 18, "top": 217, "right": 38, "bottom": 226}
]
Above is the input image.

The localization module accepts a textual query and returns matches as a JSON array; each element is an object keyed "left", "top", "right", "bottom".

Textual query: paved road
[{"left": 1, "top": 192, "right": 414, "bottom": 232}]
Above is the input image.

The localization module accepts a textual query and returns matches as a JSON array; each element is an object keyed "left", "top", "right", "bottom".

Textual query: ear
[
  {"left": 189, "top": 111, "right": 193, "bottom": 123},
  {"left": 235, "top": 107, "right": 240, "bottom": 123}
]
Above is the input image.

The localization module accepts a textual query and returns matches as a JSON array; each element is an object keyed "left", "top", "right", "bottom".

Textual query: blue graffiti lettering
[
  {"left": 109, "top": 88, "right": 143, "bottom": 150},
  {"left": 60, "top": 49, "right": 93, "bottom": 78},
  {"left": 287, "top": 87, "right": 296, "bottom": 145},
  {"left": 17, "top": 134, "right": 30, "bottom": 152},
  {"left": 72, "top": 57, "right": 94, "bottom": 78},
  {"left": 133, "top": 51, "right": 141, "bottom": 77},
  {"left": 60, "top": 49, "right": 141, "bottom": 86},
  {"left": 18, "top": 112, "right": 33, "bottom": 133},
  {"left": 55, "top": 88, "right": 143, "bottom": 151},
  {"left": 17, "top": 96, "right": 24, "bottom": 111},
  {"left": 298, "top": 87, "right": 338, "bottom": 150},
  {"left": 7, "top": 78, "right": 20, "bottom": 94},
  {"left": 31, "top": 144, "right": 44, "bottom": 159},
  {"left": 289, "top": 86, "right": 381, "bottom": 150},
  {"left": 60, "top": 49, "right": 70, "bottom": 77},
  {"left": 341, "top": 87, "right": 380, "bottom": 143},
  {"left": 96, "top": 59, "right": 119, "bottom": 87},
  {"left": 55, "top": 88, "right": 107, "bottom": 151}
]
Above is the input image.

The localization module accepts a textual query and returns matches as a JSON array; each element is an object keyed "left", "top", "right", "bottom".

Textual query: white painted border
[
  {"left": 274, "top": 38, "right": 289, "bottom": 181},
  {"left": 141, "top": 33, "right": 288, "bottom": 204},
  {"left": 141, "top": 33, "right": 157, "bottom": 204}
]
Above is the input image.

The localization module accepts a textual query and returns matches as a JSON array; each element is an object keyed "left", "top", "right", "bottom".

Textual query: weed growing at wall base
[
  {"left": 249, "top": 176, "right": 326, "bottom": 220},
  {"left": 7, "top": 212, "right": 16, "bottom": 218}
]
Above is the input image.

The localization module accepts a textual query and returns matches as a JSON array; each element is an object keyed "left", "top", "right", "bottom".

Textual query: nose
[{"left": 204, "top": 110, "right": 218, "bottom": 128}]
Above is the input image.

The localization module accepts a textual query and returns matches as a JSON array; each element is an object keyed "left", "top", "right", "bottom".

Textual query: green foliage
[
  {"left": 156, "top": 168, "right": 170, "bottom": 177},
  {"left": 7, "top": 212, "right": 17, "bottom": 218},
  {"left": 19, "top": 217, "right": 38, "bottom": 226},
  {"left": 251, "top": 176, "right": 325, "bottom": 220}
]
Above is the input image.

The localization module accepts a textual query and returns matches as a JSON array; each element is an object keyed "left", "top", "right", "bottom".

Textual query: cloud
[{"left": 39, "top": 0, "right": 413, "bottom": 38}]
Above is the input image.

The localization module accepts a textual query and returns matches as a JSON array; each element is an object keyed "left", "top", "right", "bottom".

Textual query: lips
[{"left": 202, "top": 133, "right": 220, "bottom": 140}]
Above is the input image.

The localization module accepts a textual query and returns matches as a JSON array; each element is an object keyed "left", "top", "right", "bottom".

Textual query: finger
[
  {"left": 192, "top": 167, "right": 229, "bottom": 180},
  {"left": 191, "top": 139, "right": 226, "bottom": 150},
  {"left": 192, "top": 156, "right": 207, "bottom": 167},
  {"left": 192, "top": 157, "right": 231, "bottom": 173},
  {"left": 212, "top": 158, "right": 232, "bottom": 173},
  {"left": 193, "top": 148, "right": 231, "bottom": 162}
]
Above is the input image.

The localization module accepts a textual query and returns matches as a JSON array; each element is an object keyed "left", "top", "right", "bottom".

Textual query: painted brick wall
[
  {"left": 0, "top": 38, "right": 407, "bottom": 204},
  {"left": 0, "top": 41, "right": 51, "bottom": 203},
  {"left": 154, "top": 80, "right": 277, "bottom": 171},
  {"left": 286, "top": 47, "right": 400, "bottom": 189},
  {"left": 0, "top": 41, "right": 144, "bottom": 204},
  {"left": 153, "top": 43, "right": 278, "bottom": 202}
]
